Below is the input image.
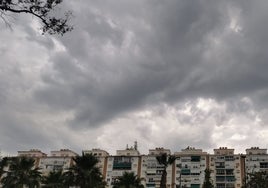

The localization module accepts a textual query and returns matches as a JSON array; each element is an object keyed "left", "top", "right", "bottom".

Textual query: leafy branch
[{"left": 0, "top": 0, "right": 73, "bottom": 35}]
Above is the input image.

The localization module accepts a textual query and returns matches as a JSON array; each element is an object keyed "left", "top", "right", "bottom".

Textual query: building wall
[
  {"left": 244, "top": 147, "right": 268, "bottom": 186},
  {"left": 105, "top": 155, "right": 140, "bottom": 187},
  {"left": 209, "top": 147, "right": 243, "bottom": 188},
  {"left": 50, "top": 149, "right": 78, "bottom": 157},
  {"left": 38, "top": 157, "right": 73, "bottom": 176},
  {"left": 10, "top": 147, "right": 268, "bottom": 188},
  {"left": 140, "top": 148, "right": 173, "bottom": 188},
  {"left": 174, "top": 147, "right": 208, "bottom": 188}
]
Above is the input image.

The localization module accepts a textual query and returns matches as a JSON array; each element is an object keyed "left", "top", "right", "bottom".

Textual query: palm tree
[
  {"left": 156, "top": 153, "right": 176, "bottom": 188},
  {"left": 42, "top": 170, "right": 65, "bottom": 188},
  {"left": 0, "top": 156, "right": 42, "bottom": 188},
  {"left": 243, "top": 171, "right": 268, "bottom": 188},
  {"left": 0, "top": 157, "right": 8, "bottom": 177},
  {"left": 202, "top": 168, "right": 214, "bottom": 188},
  {"left": 64, "top": 153, "right": 106, "bottom": 188},
  {"left": 113, "top": 171, "right": 144, "bottom": 188}
]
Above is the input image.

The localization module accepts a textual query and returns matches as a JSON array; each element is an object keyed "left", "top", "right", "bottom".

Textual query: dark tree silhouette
[
  {"left": 156, "top": 153, "right": 176, "bottom": 188},
  {"left": 0, "top": 156, "right": 42, "bottom": 188},
  {"left": 0, "top": 0, "right": 72, "bottom": 35},
  {"left": 202, "top": 168, "right": 214, "bottom": 188},
  {"left": 64, "top": 153, "right": 106, "bottom": 188},
  {"left": 242, "top": 171, "right": 268, "bottom": 188},
  {"left": 0, "top": 157, "right": 8, "bottom": 177},
  {"left": 113, "top": 171, "right": 144, "bottom": 188},
  {"left": 42, "top": 170, "right": 65, "bottom": 188}
]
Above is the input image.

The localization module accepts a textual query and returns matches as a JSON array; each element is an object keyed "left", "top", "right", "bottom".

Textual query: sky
[{"left": 1, "top": 0, "right": 268, "bottom": 156}]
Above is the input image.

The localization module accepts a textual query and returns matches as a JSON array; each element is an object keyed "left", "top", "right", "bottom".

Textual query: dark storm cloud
[
  {"left": 33, "top": 0, "right": 268, "bottom": 128},
  {"left": 2, "top": 0, "right": 268, "bottom": 154},
  {"left": 0, "top": 111, "right": 53, "bottom": 153}
]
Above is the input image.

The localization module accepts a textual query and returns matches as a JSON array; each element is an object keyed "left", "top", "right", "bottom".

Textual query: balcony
[{"left": 113, "top": 162, "right": 131, "bottom": 170}]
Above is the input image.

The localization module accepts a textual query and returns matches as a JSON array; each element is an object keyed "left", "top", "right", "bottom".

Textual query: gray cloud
[{"left": 1, "top": 0, "right": 268, "bottom": 154}]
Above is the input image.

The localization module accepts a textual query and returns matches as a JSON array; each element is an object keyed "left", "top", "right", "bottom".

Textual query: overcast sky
[{"left": 1, "top": 0, "right": 268, "bottom": 156}]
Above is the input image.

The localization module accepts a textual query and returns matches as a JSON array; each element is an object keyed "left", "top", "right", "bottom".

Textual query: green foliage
[
  {"left": 0, "top": 157, "right": 8, "bottom": 177},
  {"left": 202, "top": 168, "right": 214, "bottom": 188},
  {"left": 42, "top": 170, "right": 66, "bottom": 188},
  {"left": 156, "top": 153, "right": 176, "bottom": 168},
  {"left": 0, "top": 0, "right": 72, "bottom": 35},
  {"left": 113, "top": 171, "right": 144, "bottom": 188},
  {"left": 63, "top": 153, "right": 106, "bottom": 188},
  {"left": 156, "top": 153, "right": 176, "bottom": 188},
  {"left": 0, "top": 156, "right": 42, "bottom": 188},
  {"left": 242, "top": 171, "right": 268, "bottom": 188}
]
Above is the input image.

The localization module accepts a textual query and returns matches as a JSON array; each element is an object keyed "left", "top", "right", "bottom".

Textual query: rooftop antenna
[{"left": 134, "top": 141, "right": 138, "bottom": 150}]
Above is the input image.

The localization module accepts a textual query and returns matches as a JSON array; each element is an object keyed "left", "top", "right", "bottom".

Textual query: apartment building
[
  {"left": 10, "top": 146, "right": 268, "bottom": 188},
  {"left": 18, "top": 149, "right": 47, "bottom": 158},
  {"left": 209, "top": 147, "right": 243, "bottom": 188},
  {"left": 140, "top": 148, "right": 173, "bottom": 188},
  {"left": 245, "top": 147, "right": 268, "bottom": 174},
  {"left": 105, "top": 144, "right": 141, "bottom": 187},
  {"left": 17, "top": 149, "right": 47, "bottom": 168},
  {"left": 15, "top": 149, "right": 78, "bottom": 176},
  {"left": 83, "top": 148, "right": 109, "bottom": 178},
  {"left": 38, "top": 149, "right": 78, "bottom": 176},
  {"left": 50, "top": 149, "right": 78, "bottom": 157},
  {"left": 38, "top": 156, "right": 74, "bottom": 175},
  {"left": 174, "top": 147, "right": 208, "bottom": 188}
]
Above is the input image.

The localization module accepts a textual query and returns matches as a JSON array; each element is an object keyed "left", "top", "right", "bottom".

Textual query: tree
[
  {"left": 156, "top": 153, "right": 176, "bottom": 188},
  {"left": 113, "top": 171, "right": 144, "bottom": 188},
  {"left": 0, "top": 157, "right": 8, "bottom": 177},
  {"left": 242, "top": 171, "right": 268, "bottom": 188},
  {"left": 202, "top": 168, "right": 214, "bottom": 188},
  {"left": 64, "top": 153, "right": 106, "bottom": 188},
  {"left": 0, "top": 156, "right": 42, "bottom": 188},
  {"left": 42, "top": 170, "right": 65, "bottom": 188},
  {"left": 0, "top": 0, "right": 72, "bottom": 35}
]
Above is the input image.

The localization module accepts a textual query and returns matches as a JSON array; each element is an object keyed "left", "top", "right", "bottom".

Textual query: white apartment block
[
  {"left": 140, "top": 148, "right": 173, "bottom": 188},
  {"left": 245, "top": 147, "right": 268, "bottom": 174},
  {"left": 105, "top": 146, "right": 141, "bottom": 187},
  {"left": 50, "top": 149, "right": 78, "bottom": 157},
  {"left": 209, "top": 147, "right": 243, "bottom": 188},
  {"left": 38, "top": 156, "right": 74, "bottom": 175},
  {"left": 174, "top": 147, "right": 208, "bottom": 188},
  {"left": 9, "top": 146, "right": 268, "bottom": 188},
  {"left": 83, "top": 148, "right": 109, "bottom": 178},
  {"left": 18, "top": 149, "right": 47, "bottom": 158},
  {"left": 17, "top": 149, "right": 78, "bottom": 176}
]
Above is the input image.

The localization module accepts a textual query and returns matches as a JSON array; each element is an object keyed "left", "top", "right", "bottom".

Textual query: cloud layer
[{"left": 1, "top": 0, "right": 268, "bottom": 155}]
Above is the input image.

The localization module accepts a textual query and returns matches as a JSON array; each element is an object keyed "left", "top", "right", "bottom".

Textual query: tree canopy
[
  {"left": 156, "top": 153, "right": 176, "bottom": 188},
  {"left": 243, "top": 171, "right": 268, "bottom": 188},
  {"left": 42, "top": 170, "right": 66, "bottom": 188},
  {"left": 113, "top": 171, "right": 144, "bottom": 188},
  {"left": 63, "top": 153, "right": 106, "bottom": 188},
  {"left": 0, "top": 0, "right": 72, "bottom": 35},
  {"left": 202, "top": 168, "right": 214, "bottom": 188},
  {"left": 0, "top": 156, "right": 42, "bottom": 188}
]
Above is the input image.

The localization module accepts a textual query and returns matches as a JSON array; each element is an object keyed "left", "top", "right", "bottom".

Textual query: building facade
[
  {"left": 174, "top": 147, "right": 208, "bottom": 188},
  {"left": 140, "top": 148, "right": 173, "bottom": 188},
  {"left": 209, "top": 147, "right": 243, "bottom": 188},
  {"left": 105, "top": 146, "right": 141, "bottom": 187},
  {"left": 5, "top": 146, "right": 268, "bottom": 188}
]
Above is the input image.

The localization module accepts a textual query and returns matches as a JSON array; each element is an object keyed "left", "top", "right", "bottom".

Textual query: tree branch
[{"left": 0, "top": 1, "right": 73, "bottom": 35}]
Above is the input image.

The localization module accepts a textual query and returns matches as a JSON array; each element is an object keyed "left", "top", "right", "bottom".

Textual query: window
[
  {"left": 191, "top": 156, "right": 201, "bottom": 162},
  {"left": 191, "top": 184, "right": 200, "bottom": 188},
  {"left": 181, "top": 169, "right": 190, "bottom": 175},
  {"left": 216, "top": 169, "right": 225, "bottom": 175},
  {"left": 260, "top": 162, "right": 268, "bottom": 168},
  {"left": 113, "top": 156, "right": 132, "bottom": 170}
]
